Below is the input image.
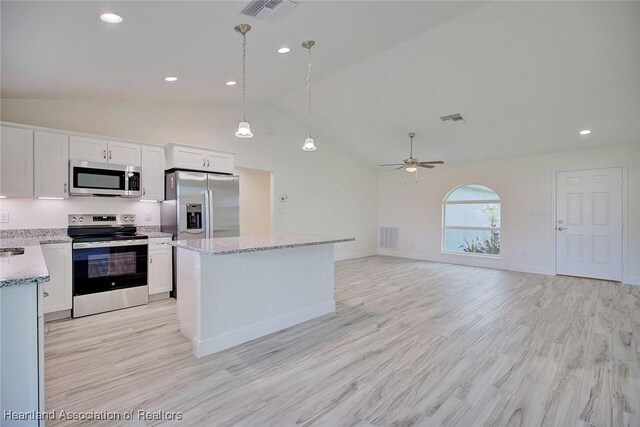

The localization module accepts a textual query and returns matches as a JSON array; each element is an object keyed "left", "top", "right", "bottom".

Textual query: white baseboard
[
  {"left": 377, "top": 249, "right": 553, "bottom": 276},
  {"left": 335, "top": 250, "right": 378, "bottom": 261},
  {"left": 44, "top": 309, "right": 71, "bottom": 322},
  {"left": 148, "top": 291, "right": 170, "bottom": 302},
  {"left": 624, "top": 276, "right": 640, "bottom": 286},
  {"left": 192, "top": 300, "right": 336, "bottom": 358}
]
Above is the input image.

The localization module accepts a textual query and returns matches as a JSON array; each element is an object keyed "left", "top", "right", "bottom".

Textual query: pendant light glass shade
[
  {"left": 234, "top": 24, "right": 253, "bottom": 139},
  {"left": 302, "top": 136, "right": 316, "bottom": 151},
  {"left": 302, "top": 40, "right": 316, "bottom": 151},
  {"left": 235, "top": 121, "right": 253, "bottom": 138},
  {"left": 405, "top": 166, "right": 417, "bottom": 173}
]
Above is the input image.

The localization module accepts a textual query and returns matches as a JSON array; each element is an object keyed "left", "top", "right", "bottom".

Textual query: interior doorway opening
[{"left": 236, "top": 167, "right": 273, "bottom": 236}]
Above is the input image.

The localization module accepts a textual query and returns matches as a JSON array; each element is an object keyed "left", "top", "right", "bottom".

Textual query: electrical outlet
[
  {"left": 145, "top": 212, "right": 152, "bottom": 221},
  {"left": 0, "top": 212, "right": 9, "bottom": 223}
]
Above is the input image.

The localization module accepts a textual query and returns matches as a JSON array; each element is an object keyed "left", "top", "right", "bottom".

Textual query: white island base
[{"left": 173, "top": 236, "right": 352, "bottom": 358}]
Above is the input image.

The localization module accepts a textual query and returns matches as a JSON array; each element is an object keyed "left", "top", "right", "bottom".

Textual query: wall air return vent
[
  {"left": 440, "top": 113, "right": 465, "bottom": 123},
  {"left": 241, "top": 0, "right": 299, "bottom": 23},
  {"left": 379, "top": 227, "right": 399, "bottom": 249}
]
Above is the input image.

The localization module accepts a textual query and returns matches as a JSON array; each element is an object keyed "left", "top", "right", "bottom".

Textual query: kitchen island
[{"left": 168, "top": 234, "right": 354, "bottom": 358}]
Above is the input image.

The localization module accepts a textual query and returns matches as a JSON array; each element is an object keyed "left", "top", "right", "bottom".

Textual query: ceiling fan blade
[
  {"left": 418, "top": 161, "right": 445, "bottom": 165},
  {"left": 417, "top": 164, "right": 435, "bottom": 169},
  {"left": 379, "top": 163, "right": 405, "bottom": 167},
  {"left": 395, "top": 166, "right": 406, "bottom": 170}
]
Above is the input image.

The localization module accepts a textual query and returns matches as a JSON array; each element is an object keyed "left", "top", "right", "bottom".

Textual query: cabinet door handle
[
  {"left": 203, "top": 158, "right": 206, "bottom": 167},
  {"left": 143, "top": 187, "right": 146, "bottom": 196},
  {"left": 108, "top": 150, "right": 112, "bottom": 160},
  {"left": 44, "top": 292, "right": 49, "bottom": 298},
  {"left": 207, "top": 159, "right": 210, "bottom": 167},
  {"left": 103, "top": 149, "right": 107, "bottom": 159},
  {"left": 63, "top": 183, "right": 67, "bottom": 193},
  {"left": 150, "top": 257, "right": 153, "bottom": 264}
]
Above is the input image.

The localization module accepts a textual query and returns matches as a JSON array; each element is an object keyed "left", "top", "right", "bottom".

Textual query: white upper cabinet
[
  {"left": 108, "top": 140, "right": 141, "bottom": 166},
  {"left": 165, "top": 144, "right": 235, "bottom": 175},
  {"left": 0, "top": 126, "right": 34, "bottom": 197},
  {"left": 167, "top": 145, "right": 207, "bottom": 170},
  {"left": 70, "top": 136, "right": 141, "bottom": 166},
  {"left": 205, "top": 151, "right": 234, "bottom": 174},
  {"left": 34, "top": 131, "right": 69, "bottom": 199},
  {"left": 69, "top": 136, "right": 108, "bottom": 162},
  {"left": 141, "top": 145, "right": 166, "bottom": 201}
]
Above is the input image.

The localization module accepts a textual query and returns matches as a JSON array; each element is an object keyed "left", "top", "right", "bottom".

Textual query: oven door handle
[{"left": 73, "top": 240, "right": 148, "bottom": 249}]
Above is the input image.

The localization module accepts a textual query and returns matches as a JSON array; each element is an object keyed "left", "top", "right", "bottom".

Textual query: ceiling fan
[{"left": 379, "top": 132, "right": 444, "bottom": 172}]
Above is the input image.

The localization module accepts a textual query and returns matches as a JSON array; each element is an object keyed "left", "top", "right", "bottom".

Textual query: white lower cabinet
[
  {"left": 41, "top": 243, "right": 72, "bottom": 314},
  {"left": 148, "top": 237, "right": 172, "bottom": 295}
]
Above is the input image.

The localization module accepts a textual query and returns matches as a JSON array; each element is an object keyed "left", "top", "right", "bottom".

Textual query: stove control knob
[
  {"left": 71, "top": 217, "right": 76, "bottom": 223},
  {"left": 125, "top": 216, "right": 130, "bottom": 221},
  {"left": 78, "top": 217, "right": 84, "bottom": 223}
]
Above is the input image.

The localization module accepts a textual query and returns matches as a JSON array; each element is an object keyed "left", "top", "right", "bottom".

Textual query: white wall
[
  {"left": 378, "top": 143, "right": 640, "bottom": 285},
  {"left": 0, "top": 197, "right": 160, "bottom": 229},
  {"left": 236, "top": 166, "right": 272, "bottom": 236},
  {"left": 0, "top": 98, "right": 379, "bottom": 259}
]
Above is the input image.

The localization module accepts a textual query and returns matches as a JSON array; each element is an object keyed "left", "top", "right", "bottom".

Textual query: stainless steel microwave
[{"left": 69, "top": 160, "right": 141, "bottom": 197}]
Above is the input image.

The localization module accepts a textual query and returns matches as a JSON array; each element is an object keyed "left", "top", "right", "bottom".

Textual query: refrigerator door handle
[
  {"left": 207, "top": 189, "right": 214, "bottom": 239},
  {"left": 203, "top": 189, "right": 211, "bottom": 239},
  {"left": 203, "top": 188, "right": 214, "bottom": 239}
]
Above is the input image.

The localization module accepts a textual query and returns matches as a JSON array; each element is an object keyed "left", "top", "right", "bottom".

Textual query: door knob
[{"left": 557, "top": 227, "right": 565, "bottom": 231}]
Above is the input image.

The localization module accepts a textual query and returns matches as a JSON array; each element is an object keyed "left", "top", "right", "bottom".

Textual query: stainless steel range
[{"left": 68, "top": 214, "right": 148, "bottom": 317}]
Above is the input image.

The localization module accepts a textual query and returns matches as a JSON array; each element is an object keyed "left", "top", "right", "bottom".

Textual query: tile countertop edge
[{"left": 168, "top": 236, "right": 356, "bottom": 256}]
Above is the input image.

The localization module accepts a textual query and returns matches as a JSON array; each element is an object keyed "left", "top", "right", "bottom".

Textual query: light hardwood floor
[{"left": 45, "top": 256, "right": 640, "bottom": 426}]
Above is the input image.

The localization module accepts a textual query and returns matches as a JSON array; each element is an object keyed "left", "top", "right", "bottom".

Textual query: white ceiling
[
  {"left": 0, "top": 1, "right": 483, "bottom": 102},
  {"left": 2, "top": 1, "right": 640, "bottom": 165}
]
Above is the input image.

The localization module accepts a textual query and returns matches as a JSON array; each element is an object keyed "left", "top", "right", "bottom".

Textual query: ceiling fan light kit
[
  {"left": 378, "top": 132, "right": 444, "bottom": 180},
  {"left": 234, "top": 24, "right": 254, "bottom": 139}
]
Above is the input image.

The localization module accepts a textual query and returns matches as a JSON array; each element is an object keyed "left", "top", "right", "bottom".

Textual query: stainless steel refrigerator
[{"left": 162, "top": 171, "right": 239, "bottom": 296}]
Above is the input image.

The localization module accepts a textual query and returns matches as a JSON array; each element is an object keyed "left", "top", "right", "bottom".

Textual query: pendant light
[
  {"left": 234, "top": 24, "right": 253, "bottom": 138},
  {"left": 301, "top": 40, "right": 316, "bottom": 151}
]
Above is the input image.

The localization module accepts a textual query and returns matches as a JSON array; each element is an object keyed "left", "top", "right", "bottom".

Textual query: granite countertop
[
  {"left": 137, "top": 231, "right": 173, "bottom": 239},
  {"left": 0, "top": 234, "right": 72, "bottom": 248},
  {"left": 0, "top": 246, "right": 50, "bottom": 287},
  {"left": 167, "top": 234, "right": 355, "bottom": 256}
]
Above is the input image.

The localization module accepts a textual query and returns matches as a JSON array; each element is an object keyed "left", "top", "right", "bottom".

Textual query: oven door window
[
  {"left": 73, "top": 245, "right": 147, "bottom": 295},
  {"left": 73, "top": 167, "right": 125, "bottom": 190}
]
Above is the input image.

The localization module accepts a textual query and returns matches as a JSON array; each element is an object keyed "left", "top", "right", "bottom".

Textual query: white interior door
[{"left": 556, "top": 168, "right": 622, "bottom": 281}]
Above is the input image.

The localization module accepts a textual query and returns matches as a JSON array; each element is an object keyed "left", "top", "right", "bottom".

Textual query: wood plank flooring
[{"left": 44, "top": 256, "right": 640, "bottom": 426}]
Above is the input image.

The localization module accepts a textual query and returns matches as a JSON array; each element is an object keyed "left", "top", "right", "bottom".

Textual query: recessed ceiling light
[
  {"left": 164, "top": 76, "right": 178, "bottom": 82},
  {"left": 277, "top": 47, "right": 291, "bottom": 54},
  {"left": 579, "top": 129, "right": 591, "bottom": 135},
  {"left": 225, "top": 81, "right": 237, "bottom": 86},
  {"left": 99, "top": 13, "right": 124, "bottom": 24}
]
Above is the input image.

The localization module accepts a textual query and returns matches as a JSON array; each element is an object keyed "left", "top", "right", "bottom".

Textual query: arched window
[{"left": 443, "top": 184, "right": 501, "bottom": 256}]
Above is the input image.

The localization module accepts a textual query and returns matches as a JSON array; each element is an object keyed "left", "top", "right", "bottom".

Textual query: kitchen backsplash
[{"left": 0, "top": 198, "right": 162, "bottom": 230}]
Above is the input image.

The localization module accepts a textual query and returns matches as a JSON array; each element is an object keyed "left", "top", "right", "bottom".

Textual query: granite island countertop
[
  {"left": 167, "top": 234, "right": 355, "bottom": 256},
  {"left": 0, "top": 245, "right": 50, "bottom": 287}
]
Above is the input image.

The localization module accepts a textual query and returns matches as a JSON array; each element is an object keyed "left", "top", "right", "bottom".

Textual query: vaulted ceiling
[{"left": 2, "top": 1, "right": 639, "bottom": 165}]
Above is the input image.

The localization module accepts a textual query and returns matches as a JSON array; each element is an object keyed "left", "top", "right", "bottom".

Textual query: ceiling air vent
[
  {"left": 241, "top": 0, "right": 299, "bottom": 23},
  {"left": 440, "top": 113, "right": 465, "bottom": 123}
]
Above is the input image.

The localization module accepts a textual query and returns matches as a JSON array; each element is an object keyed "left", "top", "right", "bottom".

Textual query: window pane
[
  {"left": 445, "top": 203, "right": 501, "bottom": 228},
  {"left": 447, "top": 184, "right": 500, "bottom": 201},
  {"left": 444, "top": 229, "right": 501, "bottom": 255}
]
